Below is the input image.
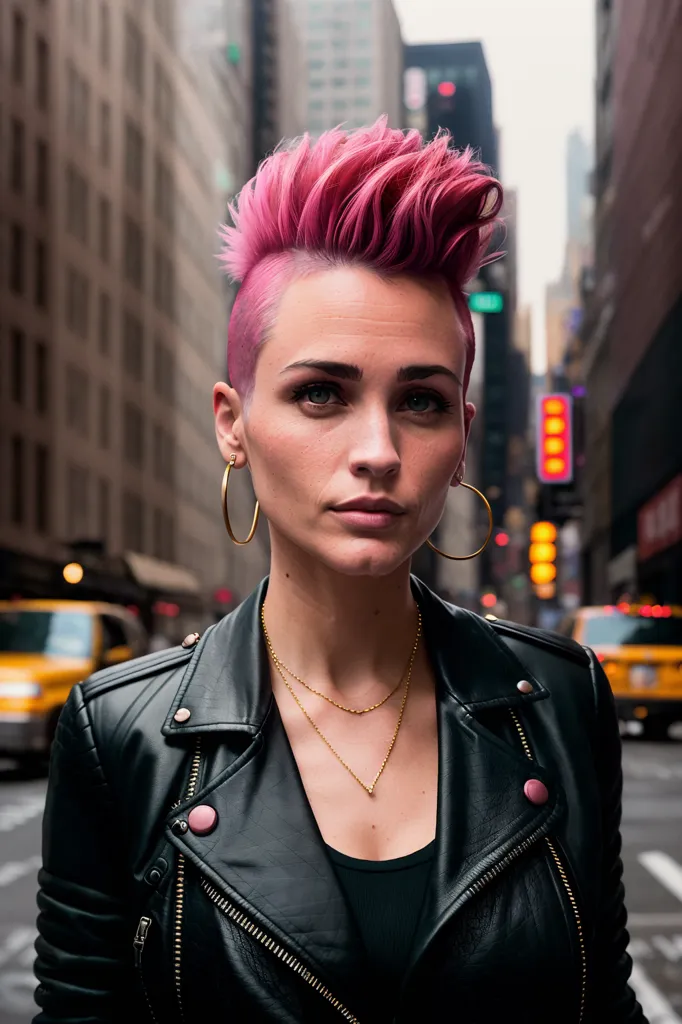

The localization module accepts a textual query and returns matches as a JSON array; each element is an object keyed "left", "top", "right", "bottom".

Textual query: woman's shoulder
[{"left": 486, "top": 616, "right": 591, "bottom": 667}]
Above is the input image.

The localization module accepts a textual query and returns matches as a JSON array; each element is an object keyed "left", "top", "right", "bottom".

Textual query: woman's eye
[
  {"left": 292, "top": 383, "right": 343, "bottom": 408},
  {"left": 306, "top": 386, "right": 335, "bottom": 405},
  {"left": 402, "top": 391, "right": 443, "bottom": 414}
]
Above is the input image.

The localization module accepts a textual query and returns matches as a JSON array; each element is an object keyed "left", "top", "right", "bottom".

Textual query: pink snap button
[
  {"left": 524, "top": 779, "right": 549, "bottom": 806},
  {"left": 516, "top": 680, "right": 533, "bottom": 694},
  {"left": 187, "top": 805, "right": 218, "bottom": 836}
]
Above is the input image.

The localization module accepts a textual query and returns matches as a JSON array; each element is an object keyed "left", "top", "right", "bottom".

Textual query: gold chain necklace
[
  {"left": 261, "top": 606, "right": 422, "bottom": 796},
  {"left": 261, "top": 612, "right": 410, "bottom": 714}
]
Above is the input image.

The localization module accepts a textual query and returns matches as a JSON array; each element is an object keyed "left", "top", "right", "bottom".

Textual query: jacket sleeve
[
  {"left": 587, "top": 650, "right": 647, "bottom": 1023},
  {"left": 33, "top": 683, "right": 135, "bottom": 1022}
]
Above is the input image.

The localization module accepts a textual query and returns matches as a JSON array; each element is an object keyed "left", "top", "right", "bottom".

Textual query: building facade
[
  {"left": 292, "top": 0, "right": 403, "bottom": 135},
  {"left": 0, "top": 0, "right": 266, "bottom": 634},
  {"left": 582, "top": 0, "right": 682, "bottom": 603}
]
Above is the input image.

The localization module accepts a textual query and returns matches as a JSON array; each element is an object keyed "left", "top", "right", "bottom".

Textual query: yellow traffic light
[
  {"left": 530, "top": 563, "right": 557, "bottom": 585},
  {"left": 530, "top": 521, "right": 557, "bottom": 543},
  {"left": 529, "top": 542, "right": 557, "bottom": 563}
]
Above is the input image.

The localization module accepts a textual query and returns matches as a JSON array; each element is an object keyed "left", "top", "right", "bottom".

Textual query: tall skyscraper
[
  {"left": 0, "top": 0, "right": 267, "bottom": 631},
  {"left": 292, "top": 0, "right": 403, "bottom": 135}
]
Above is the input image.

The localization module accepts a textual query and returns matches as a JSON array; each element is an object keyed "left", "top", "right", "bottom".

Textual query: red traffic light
[
  {"left": 437, "top": 81, "right": 456, "bottom": 97},
  {"left": 494, "top": 531, "right": 510, "bottom": 547},
  {"left": 481, "top": 592, "right": 497, "bottom": 609}
]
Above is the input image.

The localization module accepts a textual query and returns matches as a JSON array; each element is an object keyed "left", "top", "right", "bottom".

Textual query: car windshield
[
  {"left": 583, "top": 614, "right": 682, "bottom": 647},
  {"left": 0, "top": 610, "right": 93, "bottom": 658}
]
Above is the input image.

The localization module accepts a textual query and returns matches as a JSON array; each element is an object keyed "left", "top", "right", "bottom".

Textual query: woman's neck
[{"left": 262, "top": 543, "right": 419, "bottom": 701}]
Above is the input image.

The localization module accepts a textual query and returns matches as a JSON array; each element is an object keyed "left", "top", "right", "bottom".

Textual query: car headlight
[{"left": 0, "top": 681, "right": 42, "bottom": 698}]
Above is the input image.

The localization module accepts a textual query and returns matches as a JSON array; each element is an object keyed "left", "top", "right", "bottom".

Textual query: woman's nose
[{"left": 347, "top": 411, "right": 401, "bottom": 479}]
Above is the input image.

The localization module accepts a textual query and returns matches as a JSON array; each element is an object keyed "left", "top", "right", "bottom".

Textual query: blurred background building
[
  {"left": 292, "top": 0, "right": 403, "bottom": 135},
  {"left": 580, "top": 0, "right": 682, "bottom": 607}
]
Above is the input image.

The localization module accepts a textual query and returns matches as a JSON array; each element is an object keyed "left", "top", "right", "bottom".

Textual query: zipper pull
[{"left": 133, "top": 915, "right": 152, "bottom": 968}]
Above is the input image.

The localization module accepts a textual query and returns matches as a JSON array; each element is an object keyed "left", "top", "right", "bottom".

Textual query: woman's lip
[{"left": 330, "top": 509, "right": 402, "bottom": 530}]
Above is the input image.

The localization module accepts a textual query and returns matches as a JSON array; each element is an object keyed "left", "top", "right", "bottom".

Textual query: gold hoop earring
[
  {"left": 221, "top": 454, "right": 260, "bottom": 545},
  {"left": 426, "top": 479, "right": 494, "bottom": 560}
]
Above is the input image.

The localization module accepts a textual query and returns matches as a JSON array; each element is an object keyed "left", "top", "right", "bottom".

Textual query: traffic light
[
  {"left": 536, "top": 394, "right": 573, "bottom": 484},
  {"left": 529, "top": 522, "right": 557, "bottom": 599}
]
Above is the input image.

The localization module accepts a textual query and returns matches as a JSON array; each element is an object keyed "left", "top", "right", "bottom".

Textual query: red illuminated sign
[
  {"left": 637, "top": 474, "right": 682, "bottom": 562},
  {"left": 536, "top": 393, "right": 573, "bottom": 484},
  {"left": 437, "top": 81, "right": 456, "bottom": 97}
]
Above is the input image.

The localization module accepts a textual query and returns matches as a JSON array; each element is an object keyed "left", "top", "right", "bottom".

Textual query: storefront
[{"left": 636, "top": 474, "right": 682, "bottom": 604}]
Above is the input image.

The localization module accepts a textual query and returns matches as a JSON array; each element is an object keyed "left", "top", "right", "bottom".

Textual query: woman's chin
[{"left": 313, "top": 538, "right": 415, "bottom": 578}]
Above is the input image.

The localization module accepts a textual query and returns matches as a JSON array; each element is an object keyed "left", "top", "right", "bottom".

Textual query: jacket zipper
[
  {"left": 200, "top": 876, "right": 361, "bottom": 1023},
  {"left": 173, "top": 736, "right": 203, "bottom": 1020},
  {"left": 509, "top": 709, "right": 587, "bottom": 1023},
  {"left": 133, "top": 915, "right": 159, "bottom": 1023}
]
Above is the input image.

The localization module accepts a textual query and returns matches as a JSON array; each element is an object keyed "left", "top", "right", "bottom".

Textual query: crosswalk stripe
[
  {"left": 629, "top": 961, "right": 682, "bottom": 1024},
  {"left": 0, "top": 794, "right": 45, "bottom": 833},
  {"left": 0, "top": 855, "right": 42, "bottom": 888},
  {"left": 639, "top": 851, "right": 682, "bottom": 905}
]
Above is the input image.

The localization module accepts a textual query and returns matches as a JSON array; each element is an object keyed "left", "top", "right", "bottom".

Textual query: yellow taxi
[
  {"left": 0, "top": 600, "right": 147, "bottom": 764},
  {"left": 557, "top": 603, "right": 682, "bottom": 740}
]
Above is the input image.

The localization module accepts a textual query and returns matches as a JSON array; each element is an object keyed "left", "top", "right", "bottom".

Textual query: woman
[{"left": 34, "top": 119, "right": 645, "bottom": 1023}]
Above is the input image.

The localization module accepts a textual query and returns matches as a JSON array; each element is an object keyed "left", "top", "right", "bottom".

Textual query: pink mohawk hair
[{"left": 219, "top": 116, "right": 503, "bottom": 398}]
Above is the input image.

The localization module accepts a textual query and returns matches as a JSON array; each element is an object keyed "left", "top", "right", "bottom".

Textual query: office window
[
  {"left": 35, "top": 445, "right": 49, "bottom": 534},
  {"left": 99, "top": 100, "right": 111, "bottom": 165},
  {"left": 66, "top": 164, "right": 89, "bottom": 242},
  {"left": 65, "top": 267, "right": 90, "bottom": 338},
  {"left": 354, "top": 95, "right": 371, "bottom": 108},
  {"left": 309, "top": 59, "right": 325, "bottom": 71},
  {"left": 9, "top": 224, "right": 25, "bottom": 294},
  {"left": 98, "top": 384, "right": 110, "bottom": 448},
  {"left": 153, "top": 338, "right": 175, "bottom": 401},
  {"left": 35, "top": 341, "right": 49, "bottom": 414},
  {"left": 66, "top": 364, "right": 89, "bottom": 436},
  {"left": 123, "top": 217, "right": 144, "bottom": 289},
  {"left": 153, "top": 509, "right": 174, "bottom": 562},
  {"left": 98, "top": 195, "right": 111, "bottom": 262},
  {"left": 36, "top": 139, "right": 49, "bottom": 208},
  {"left": 98, "top": 477, "right": 110, "bottom": 544},
  {"left": 98, "top": 290, "right": 111, "bottom": 354},
  {"left": 154, "top": 154, "right": 174, "bottom": 224},
  {"left": 11, "top": 436, "right": 25, "bottom": 525},
  {"left": 123, "top": 402, "right": 144, "bottom": 467},
  {"left": 10, "top": 118, "right": 25, "bottom": 193},
  {"left": 331, "top": 77, "right": 347, "bottom": 88},
  {"left": 12, "top": 11, "right": 25, "bottom": 84},
  {"left": 153, "top": 248, "right": 174, "bottom": 318},
  {"left": 124, "top": 119, "right": 145, "bottom": 192},
  {"left": 124, "top": 16, "right": 145, "bottom": 96},
  {"left": 122, "top": 491, "right": 144, "bottom": 552},
  {"left": 35, "top": 239, "right": 49, "bottom": 309},
  {"left": 99, "top": 2, "right": 111, "bottom": 67},
  {"left": 153, "top": 424, "right": 174, "bottom": 485},
  {"left": 11, "top": 328, "right": 25, "bottom": 404},
  {"left": 36, "top": 36, "right": 49, "bottom": 110},
  {"left": 355, "top": 75, "right": 371, "bottom": 87},
  {"left": 67, "top": 64, "right": 90, "bottom": 144},
  {"left": 122, "top": 310, "right": 144, "bottom": 379},
  {"left": 67, "top": 463, "right": 90, "bottom": 539},
  {"left": 309, "top": 99, "right": 324, "bottom": 111}
]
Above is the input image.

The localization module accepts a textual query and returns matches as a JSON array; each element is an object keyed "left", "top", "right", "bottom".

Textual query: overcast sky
[{"left": 393, "top": 0, "right": 596, "bottom": 373}]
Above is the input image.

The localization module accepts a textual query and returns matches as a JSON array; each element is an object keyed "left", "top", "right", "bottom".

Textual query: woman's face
[{"left": 214, "top": 266, "right": 474, "bottom": 577}]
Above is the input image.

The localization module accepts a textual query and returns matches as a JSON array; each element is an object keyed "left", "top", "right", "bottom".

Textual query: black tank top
[{"left": 326, "top": 840, "right": 436, "bottom": 1023}]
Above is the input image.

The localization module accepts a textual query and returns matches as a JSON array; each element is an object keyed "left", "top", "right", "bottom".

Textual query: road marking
[
  {"left": 0, "top": 793, "right": 45, "bottom": 832},
  {"left": 639, "top": 851, "right": 682, "bottom": 905},
  {"left": 0, "top": 855, "right": 42, "bottom": 888},
  {"left": 629, "top": 913, "right": 682, "bottom": 928},
  {"left": 0, "top": 928, "right": 36, "bottom": 969},
  {"left": 623, "top": 758, "right": 682, "bottom": 781},
  {"left": 629, "top": 961, "right": 682, "bottom": 1023}
]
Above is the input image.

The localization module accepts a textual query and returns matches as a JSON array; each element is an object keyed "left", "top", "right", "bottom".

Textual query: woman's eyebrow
[
  {"left": 281, "top": 360, "right": 362, "bottom": 380},
  {"left": 397, "top": 364, "right": 463, "bottom": 387}
]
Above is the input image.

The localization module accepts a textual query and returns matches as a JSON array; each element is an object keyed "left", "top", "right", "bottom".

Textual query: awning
[{"left": 123, "top": 552, "right": 201, "bottom": 596}]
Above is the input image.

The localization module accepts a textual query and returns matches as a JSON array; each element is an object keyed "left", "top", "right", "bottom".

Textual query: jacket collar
[
  {"left": 162, "top": 578, "right": 560, "bottom": 1017},
  {"left": 162, "top": 577, "right": 548, "bottom": 738}
]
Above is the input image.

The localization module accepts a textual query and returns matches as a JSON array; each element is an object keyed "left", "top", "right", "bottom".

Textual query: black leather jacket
[{"left": 34, "top": 579, "right": 646, "bottom": 1023}]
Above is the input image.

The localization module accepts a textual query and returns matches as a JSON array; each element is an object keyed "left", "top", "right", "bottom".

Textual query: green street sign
[{"left": 468, "top": 291, "right": 504, "bottom": 313}]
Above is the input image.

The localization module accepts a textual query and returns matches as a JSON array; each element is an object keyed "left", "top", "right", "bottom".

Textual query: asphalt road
[{"left": 0, "top": 729, "right": 680, "bottom": 1023}]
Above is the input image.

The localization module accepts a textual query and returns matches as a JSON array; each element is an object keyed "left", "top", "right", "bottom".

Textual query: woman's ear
[
  {"left": 214, "top": 382, "right": 247, "bottom": 467},
  {"left": 452, "top": 400, "right": 476, "bottom": 486}
]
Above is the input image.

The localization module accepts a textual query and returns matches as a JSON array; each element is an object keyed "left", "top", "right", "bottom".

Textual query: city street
[{"left": 0, "top": 733, "right": 679, "bottom": 1022}]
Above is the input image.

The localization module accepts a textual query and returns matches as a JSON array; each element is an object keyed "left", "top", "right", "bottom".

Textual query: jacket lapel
[
  {"left": 409, "top": 584, "right": 566, "bottom": 967},
  {"left": 163, "top": 582, "right": 366, "bottom": 1014}
]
